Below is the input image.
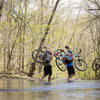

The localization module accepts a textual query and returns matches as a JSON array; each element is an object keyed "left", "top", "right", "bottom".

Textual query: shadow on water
[
  {"left": 42, "top": 81, "right": 52, "bottom": 85},
  {"left": 0, "top": 79, "right": 100, "bottom": 100}
]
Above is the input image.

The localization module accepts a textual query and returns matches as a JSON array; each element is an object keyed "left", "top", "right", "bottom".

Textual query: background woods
[{"left": 0, "top": 0, "right": 100, "bottom": 79}]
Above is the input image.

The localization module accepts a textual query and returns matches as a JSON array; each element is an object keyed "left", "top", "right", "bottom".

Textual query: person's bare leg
[
  {"left": 68, "top": 74, "right": 75, "bottom": 80},
  {"left": 48, "top": 75, "right": 51, "bottom": 82},
  {"left": 41, "top": 75, "right": 47, "bottom": 81}
]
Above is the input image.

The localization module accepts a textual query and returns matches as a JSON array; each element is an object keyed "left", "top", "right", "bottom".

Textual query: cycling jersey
[{"left": 63, "top": 49, "right": 73, "bottom": 66}]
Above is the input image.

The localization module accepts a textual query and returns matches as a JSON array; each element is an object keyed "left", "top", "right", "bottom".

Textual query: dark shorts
[
  {"left": 67, "top": 65, "right": 75, "bottom": 76},
  {"left": 44, "top": 64, "right": 52, "bottom": 76}
]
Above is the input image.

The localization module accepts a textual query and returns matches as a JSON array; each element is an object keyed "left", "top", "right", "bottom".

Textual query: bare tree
[
  {"left": 86, "top": 0, "right": 100, "bottom": 79},
  {"left": 0, "top": 0, "right": 4, "bottom": 19},
  {"left": 28, "top": 0, "right": 60, "bottom": 77}
]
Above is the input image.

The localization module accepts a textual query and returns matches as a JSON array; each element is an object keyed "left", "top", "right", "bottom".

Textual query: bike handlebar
[{"left": 74, "top": 49, "right": 81, "bottom": 57}]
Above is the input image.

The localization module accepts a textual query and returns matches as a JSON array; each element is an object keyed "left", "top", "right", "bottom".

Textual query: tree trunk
[
  {"left": 38, "top": 0, "right": 60, "bottom": 49},
  {"left": 95, "top": 10, "right": 100, "bottom": 79},
  {"left": 28, "top": 0, "right": 60, "bottom": 77},
  {"left": 0, "top": 0, "right": 3, "bottom": 20}
]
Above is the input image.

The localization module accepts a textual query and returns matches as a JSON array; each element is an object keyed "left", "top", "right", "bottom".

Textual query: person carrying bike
[
  {"left": 64, "top": 46, "right": 75, "bottom": 80},
  {"left": 41, "top": 47, "right": 53, "bottom": 82}
]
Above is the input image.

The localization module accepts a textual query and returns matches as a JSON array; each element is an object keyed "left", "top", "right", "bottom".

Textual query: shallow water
[{"left": 0, "top": 79, "right": 100, "bottom": 100}]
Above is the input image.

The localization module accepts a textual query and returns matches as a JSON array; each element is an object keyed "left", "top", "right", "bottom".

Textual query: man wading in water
[
  {"left": 63, "top": 46, "right": 75, "bottom": 80},
  {"left": 41, "top": 47, "right": 53, "bottom": 82}
]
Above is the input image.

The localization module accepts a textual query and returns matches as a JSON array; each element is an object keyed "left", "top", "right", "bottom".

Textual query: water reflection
[{"left": 0, "top": 79, "right": 100, "bottom": 100}]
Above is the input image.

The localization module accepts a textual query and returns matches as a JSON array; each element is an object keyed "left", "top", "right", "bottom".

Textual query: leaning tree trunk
[
  {"left": 28, "top": 0, "right": 60, "bottom": 77},
  {"left": 38, "top": 0, "right": 60, "bottom": 49},
  {"left": 0, "top": 0, "right": 3, "bottom": 20},
  {"left": 38, "top": 0, "right": 44, "bottom": 73}
]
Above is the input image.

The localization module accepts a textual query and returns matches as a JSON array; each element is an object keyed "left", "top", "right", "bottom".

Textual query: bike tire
[
  {"left": 55, "top": 58, "right": 66, "bottom": 72},
  {"left": 74, "top": 59, "right": 88, "bottom": 71},
  {"left": 92, "top": 58, "right": 100, "bottom": 71},
  {"left": 32, "top": 49, "right": 45, "bottom": 63}
]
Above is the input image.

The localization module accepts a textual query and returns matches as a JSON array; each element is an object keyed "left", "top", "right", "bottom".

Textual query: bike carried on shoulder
[
  {"left": 32, "top": 46, "right": 52, "bottom": 63},
  {"left": 53, "top": 49, "right": 88, "bottom": 72},
  {"left": 32, "top": 47, "right": 88, "bottom": 72}
]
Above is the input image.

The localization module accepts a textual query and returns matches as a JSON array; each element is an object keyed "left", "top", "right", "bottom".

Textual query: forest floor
[
  {"left": 0, "top": 70, "right": 33, "bottom": 80},
  {"left": 0, "top": 71, "right": 99, "bottom": 80},
  {"left": 0, "top": 74, "right": 32, "bottom": 79},
  {"left": 0, "top": 73, "right": 98, "bottom": 80}
]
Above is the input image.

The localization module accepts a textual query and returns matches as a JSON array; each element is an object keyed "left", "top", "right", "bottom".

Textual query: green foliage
[{"left": 0, "top": 0, "right": 99, "bottom": 80}]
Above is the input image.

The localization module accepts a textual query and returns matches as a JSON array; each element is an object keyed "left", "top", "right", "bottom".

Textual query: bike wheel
[
  {"left": 92, "top": 58, "right": 100, "bottom": 71},
  {"left": 74, "top": 59, "right": 88, "bottom": 71},
  {"left": 32, "top": 49, "right": 45, "bottom": 63},
  {"left": 55, "top": 58, "right": 66, "bottom": 72}
]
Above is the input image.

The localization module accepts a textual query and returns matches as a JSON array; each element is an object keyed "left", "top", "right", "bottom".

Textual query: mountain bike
[
  {"left": 92, "top": 57, "right": 100, "bottom": 71},
  {"left": 53, "top": 49, "right": 88, "bottom": 72},
  {"left": 32, "top": 47, "right": 52, "bottom": 63}
]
